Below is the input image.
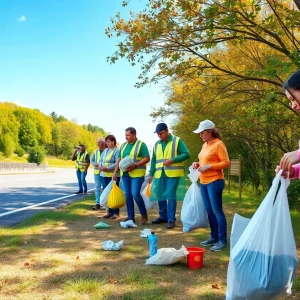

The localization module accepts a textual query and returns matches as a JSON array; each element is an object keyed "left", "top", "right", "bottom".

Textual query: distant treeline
[{"left": 0, "top": 102, "right": 107, "bottom": 159}]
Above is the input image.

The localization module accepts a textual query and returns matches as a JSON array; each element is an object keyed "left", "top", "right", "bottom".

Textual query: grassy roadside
[
  {"left": 0, "top": 153, "right": 75, "bottom": 168},
  {"left": 0, "top": 190, "right": 299, "bottom": 300}
]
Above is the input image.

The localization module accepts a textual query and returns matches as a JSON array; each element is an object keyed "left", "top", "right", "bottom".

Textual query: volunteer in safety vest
[
  {"left": 71, "top": 144, "right": 90, "bottom": 195},
  {"left": 113, "top": 127, "right": 150, "bottom": 225},
  {"left": 99, "top": 135, "right": 121, "bottom": 219},
  {"left": 149, "top": 123, "right": 190, "bottom": 229},
  {"left": 90, "top": 138, "right": 107, "bottom": 210}
]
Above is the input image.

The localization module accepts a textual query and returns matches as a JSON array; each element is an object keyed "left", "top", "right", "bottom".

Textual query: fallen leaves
[
  {"left": 24, "top": 262, "right": 30, "bottom": 267},
  {"left": 108, "top": 276, "right": 118, "bottom": 284},
  {"left": 76, "top": 256, "right": 80, "bottom": 260},
  {"left": 0, "top": 280, "right": 8, "bottom": 291},
  {"left": 212, "top": 283, "right": 220, "bottom": 289}
]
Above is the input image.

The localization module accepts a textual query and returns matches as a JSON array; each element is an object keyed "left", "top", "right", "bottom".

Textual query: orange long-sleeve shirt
[{"left": 198, "top": 138, "right": 230, "bottom": 184}]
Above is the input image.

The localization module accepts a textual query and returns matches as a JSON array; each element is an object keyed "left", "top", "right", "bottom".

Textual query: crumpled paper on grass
[
  {"left": 102, "top": 240, "right": 124, "bottom": 251},
  {"left": 93, "top": 221, "right": 110, "bottom": 229},
  {"left": 120, "top": 220, "right": 137, "bottom": 228},
  {"left": 140, "top": 228, "right": 152, "bottom": 238}
]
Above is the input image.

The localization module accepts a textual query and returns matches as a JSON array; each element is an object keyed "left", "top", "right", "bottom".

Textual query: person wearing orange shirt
[{"left": 192, "top": 120, "right": 230, "bottom": 252}]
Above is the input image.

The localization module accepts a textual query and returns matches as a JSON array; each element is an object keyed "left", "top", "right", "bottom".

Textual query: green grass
[
  {"left": 0, "top": 153, "right": 75, "bottom": 168},
  {"left": 122, "top": 288, "right": 166, "bottom": 300},
  {"left": 64, "top": 278, "right": 104, "bottom": 294},
  {"left": 0, "top": 186, "right": 299, "bottom": 299},
  {"left": 4, "top": 236, "right": 24, "bottom": 247}
]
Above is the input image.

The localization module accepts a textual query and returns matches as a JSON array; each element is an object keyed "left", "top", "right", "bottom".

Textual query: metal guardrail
[{"left": 0, "top": 162, "right": 48, "bottom": 173}]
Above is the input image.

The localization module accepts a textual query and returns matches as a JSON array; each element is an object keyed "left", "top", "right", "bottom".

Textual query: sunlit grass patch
[
  {"left": 122, "top": 287, "right": 166, "bottom": 300},
  {"left": 4, "top": 236, "right": 23, "bottom": 247},
  {"left": 64, "top": 277, "right": 105, "bottom": 294}
]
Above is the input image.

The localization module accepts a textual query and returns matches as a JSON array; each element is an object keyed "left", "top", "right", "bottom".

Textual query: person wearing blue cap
[{"left": 149, "top": 123, "right": 190, "bottom": 229}]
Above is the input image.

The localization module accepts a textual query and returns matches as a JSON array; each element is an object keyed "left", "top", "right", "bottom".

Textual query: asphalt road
[{"left": 0, "top": 168, "right": 95, "bottom": 227}]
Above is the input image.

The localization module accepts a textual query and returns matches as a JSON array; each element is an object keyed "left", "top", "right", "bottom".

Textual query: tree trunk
[{"left": 293, "top": 0, "right": 300, "bottom": 10}]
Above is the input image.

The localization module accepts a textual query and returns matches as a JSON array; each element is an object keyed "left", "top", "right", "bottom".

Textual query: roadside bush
[
  {"left": 0, "top": 134, "right": 16, "bottom": 157},
  {"left": 15, "top": 145, "right": 25, "bottom": 157},
  {"left": 27, "top": 146, "right": 46, "bottom": 165}
]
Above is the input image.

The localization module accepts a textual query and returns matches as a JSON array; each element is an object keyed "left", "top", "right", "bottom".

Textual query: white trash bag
[
  {"left": 226, "top": 171, "right": 298, "bottom": 300},
  {"left": 100, "top": 180, "right": 113, "bottom": 207},
  {"left": 141, "top": 184, "right": 156, "bottom": 210},
  {"left": 145, "top": 245, "right": 188, "bottom": 265},
  {"left": 102, "top": 240, "right": 124, "bottom": 251},
  {"left": 181, "top": 166, "right": 208, "bottom": 232},
  {"left": 119, "top": 155, "right": 134, "bottom": 172}
]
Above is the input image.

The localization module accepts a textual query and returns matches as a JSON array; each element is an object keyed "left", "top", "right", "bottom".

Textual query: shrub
[
  {"left": 27, "top": 146, "right": 45, "bottom": 165},
  {"left": 15, "top": 145, "right": 25, "bottom": 157},
  {"left": 0, "top": 134, "right": 16, "bottom": 157}
]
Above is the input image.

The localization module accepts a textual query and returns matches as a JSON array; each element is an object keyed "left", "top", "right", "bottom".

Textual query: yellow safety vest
[
  {"left": 120, "top": 140, "right": 146, "bottom": 177},
  {"left": 154, "top": 136, "right": 184, "bottom": 178},
  {"left": 103, "top": 148, "right": 118, "bottom": 177},
  {"left": 76, "top": 151, "right": 88, "bottom": 172},
  {"left": 93, "top": 149, "right": 101, "bottom": 175}
]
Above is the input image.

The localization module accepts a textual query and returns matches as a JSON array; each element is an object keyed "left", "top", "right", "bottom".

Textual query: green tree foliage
[
  {"left": 15, "top": 145, "right": 25, "bottom": 157},
  {"left": 50, "top": 111, "right": 68, "bottom": 123},
  {"left": 0, "top": 134, "right": 16, "bottom": 157},
  {"left": 27, "top": 146, "right": 46, "bottom": 165},
  {"left": 0, "top": 102, "right": 20, "bottom": 148},
  {"left": 107, "top": 0, "right": 300, "bottom": 190},
  {"left": 0, "top": 102, "right": 108, "bottom": 160}
]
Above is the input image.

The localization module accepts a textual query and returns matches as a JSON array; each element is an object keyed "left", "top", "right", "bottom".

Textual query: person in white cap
[{"left": 192, "top": 120, "right": 230, "bottom": 251}]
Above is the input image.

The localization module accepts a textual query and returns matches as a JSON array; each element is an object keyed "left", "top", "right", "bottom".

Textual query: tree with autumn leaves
[
  {"left": 107, "top": 0, "right": 300, "bottom": 190},
  {"left": 0, "top": 102, "right": 107, "bottom": 160}
]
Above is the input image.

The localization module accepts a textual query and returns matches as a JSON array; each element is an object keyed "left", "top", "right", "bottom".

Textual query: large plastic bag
[
  {"left": 107, "top": 182, "right": 126, "bottom": 209},
  {"left": 100, "top": 180, "right": 113, "bottom": 206},
  {"left": 181, "top": 166, "right": 208, "bottom": 232},
  {"left": 119, "top": 155, "right": 134, "bottom": 172},
  {"left": 145, "top": 245, "right": 188, "bottom": 265},
  {"left": 226, "top": 171, "right": 298, "bottom": 300},
  {"left": 141, "top": 183, "right": 156, "bottom": 210}
]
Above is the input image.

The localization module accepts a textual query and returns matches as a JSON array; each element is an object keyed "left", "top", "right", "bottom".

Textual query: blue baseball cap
[{"left": 154, "top": 123, "right": 168, "bottom": 133}]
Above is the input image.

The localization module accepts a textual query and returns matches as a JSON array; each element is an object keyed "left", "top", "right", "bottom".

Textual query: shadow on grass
[{"left": 0, "top": 191, "right": 299, "bottom": 299}]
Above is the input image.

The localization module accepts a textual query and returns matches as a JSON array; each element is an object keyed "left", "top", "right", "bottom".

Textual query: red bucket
[{"left": 186, "top": 247, "right": 205, "bottom": 269}]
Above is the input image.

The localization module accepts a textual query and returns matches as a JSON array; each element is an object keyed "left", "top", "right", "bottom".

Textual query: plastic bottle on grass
[{"left": 148, "top": 231, "right": 158, "bottom": 257}]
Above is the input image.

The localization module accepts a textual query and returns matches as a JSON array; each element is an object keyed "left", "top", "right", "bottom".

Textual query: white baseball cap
[{"left": 193, "top": 120, "right": 215, "bottom": 133}]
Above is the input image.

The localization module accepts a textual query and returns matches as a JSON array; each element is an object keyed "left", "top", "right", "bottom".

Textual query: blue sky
[{"left": 0, "top": 0, "right": 170, "bottom": 147}]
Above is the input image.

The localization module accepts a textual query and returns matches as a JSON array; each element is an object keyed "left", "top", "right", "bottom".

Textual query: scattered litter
[
  {"left": 140, "top": 228, "right": 152, "bottom": 238},
  {"left": 145, "top": 245, "right": 188, "bottom": 265},
  {"left": 120, "top": 220, "right": 137, "bottom": 228},
  {"left": 102, "top": 240, "right": 124, "bottom": 251},
  {"left": 93, "top": 221, "right": 110, "bottom": 229}
]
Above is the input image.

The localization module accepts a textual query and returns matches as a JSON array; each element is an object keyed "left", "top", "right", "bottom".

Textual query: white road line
[{"left": 0, "top": 188, "right": 95, "bottom": 218}]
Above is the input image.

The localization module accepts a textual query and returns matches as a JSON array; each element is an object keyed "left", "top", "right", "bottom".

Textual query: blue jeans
[
  {"left": 200, "top": 179, "right": 227, "bottom": 244},
  {"left": 121, "top": 175, "right": 147, "bottom": 219},
  {"left": 157, "top": 177, "right": 179, "bottom": 223},
  {"left": 94, "top": 174, "right": 103, "bottom": 204},
  {"left": 76, "top": 170, "right": 87, "bottom": 192},
  {"left": 102, "top": 176, "right": 120, "bottom": 215}
]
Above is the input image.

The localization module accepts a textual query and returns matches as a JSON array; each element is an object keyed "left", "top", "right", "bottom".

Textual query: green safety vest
[
  {"left": 120, "top": 140, "right": 146, "bottom": 177},
  {"left": 154, "top": 136, "right": 184, "bottom": 178},
  {"left": 76, "top": 151, "right": 88, "bottom": 172},
  {"left": 93, "top": 149, "right": 101, "bottom": 175}
]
